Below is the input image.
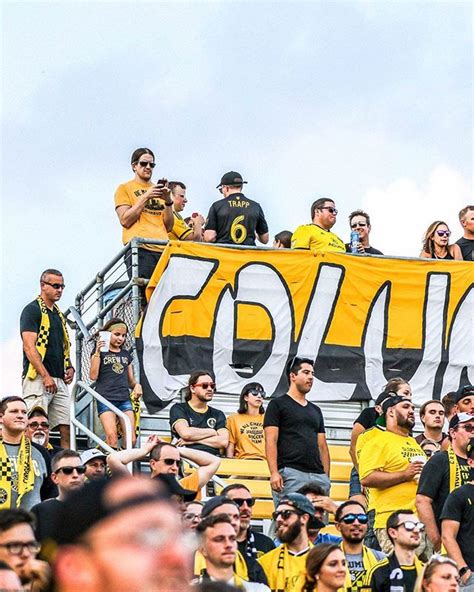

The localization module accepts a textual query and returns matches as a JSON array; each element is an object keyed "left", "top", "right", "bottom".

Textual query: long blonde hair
[{"left": 414, "top": 555, "right": 459, "bottom": 592}]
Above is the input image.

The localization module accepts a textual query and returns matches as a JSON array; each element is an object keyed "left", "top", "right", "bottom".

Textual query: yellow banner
[{"left": 138, "top": 242, "right": 473, "bottom": 410}]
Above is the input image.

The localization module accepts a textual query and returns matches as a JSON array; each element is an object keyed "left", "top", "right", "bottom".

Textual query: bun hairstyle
[{"left": 185, "top": 370, "right": 215, "bottom": 402}]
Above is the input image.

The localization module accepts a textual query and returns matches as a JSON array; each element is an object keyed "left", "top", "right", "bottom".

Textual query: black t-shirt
[
  {"left": 354, "top": 407, "right": 378, "bottom": 429},
  {"left": 441, "top": 483, "right": 474, "bottom": 570},
  {"left": 263, "top": 394, "right": 326, "bottom": 473},
  {"left": 206, "top": 193, "right": 268, "bottom": 246},
  {"left": 456, "top": 237, "right": 474, "bottom": 261},
  {"left": 93, "top": 349, "right": 133, "bottom": 401},
  {"left": 417, "top": 450, "right": 471, "bottom": 526},
  {"left": 368, "top": 558, "right": 418, "bottom": 592},
  {"left": 20, "top": 300, "right": 65, "bottom": 378},
  {"left": 345, "top": 244, "right": 384, "bottom": 255},
  {"left": 169, "top": 402, "right": 227, "bottom": 455},
  {"left": 31, "top": 498, "right": 63, "bottom": 543}
]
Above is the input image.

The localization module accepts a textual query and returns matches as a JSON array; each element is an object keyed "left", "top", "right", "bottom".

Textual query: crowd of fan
[{"left": 1, "top": 147, "right": 473, "bottom": 591}]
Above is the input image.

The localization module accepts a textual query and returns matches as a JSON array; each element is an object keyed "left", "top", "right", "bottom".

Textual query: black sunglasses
[
  {"left": 340, "top": 513, "right": 368, "bottom": 525},
  {"left": 246, "top": 389, "right": 266, "bottom": 398},
  {"left": 272, "top": 509, "right": 302, "bottom": 521},
  {"left": 29, "top": 421, "right": 49, "bottom": 429},
  {"left": 320, "top": 206, "right": 338, "bottom": 215},
  {"left": 138, "top": 161, "right": 156, "bottom": 168},
  {"left": 55, "top": 465, "right": 86, "bottom": 475},
  {"left": 232, "top": 498, "right": 255, "bottom": 508},
  {"left": 162, "top": 458, "right": 180, "bottom": 466},
  {"left": 42, "top": 281, "right": 65, "bottom": 290},
  {"left": 193, "top": 382, "right": 216, "bottom": 390},
  {"left": 351, "top": 222, "right": 367, "bottom": 228}
]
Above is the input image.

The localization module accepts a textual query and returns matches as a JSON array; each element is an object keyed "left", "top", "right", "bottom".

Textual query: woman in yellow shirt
[{"left": 226, "top": 383, "right": 266, "bottom": 460}]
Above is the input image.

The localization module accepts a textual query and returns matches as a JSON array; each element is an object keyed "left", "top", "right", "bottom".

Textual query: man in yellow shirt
[
  {"left": 114, "top": 147, "right": 174, "bottom": 279},
  {"left": 359, "top": 395, "right": 426, "bottom": 555},
  {"left": 291, "top": 198, "right": 345, "bottom": 254},
  {"left": 168, "top": 181, "right": 205, "bottom": 242}
]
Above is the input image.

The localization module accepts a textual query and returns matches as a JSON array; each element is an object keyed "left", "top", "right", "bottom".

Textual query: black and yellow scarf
[
  {"left": 26, "top": 296, "right": 71, "bottom": 380},
  {"left": 0, "top": 436, "right": 35, "bottom": 509}
]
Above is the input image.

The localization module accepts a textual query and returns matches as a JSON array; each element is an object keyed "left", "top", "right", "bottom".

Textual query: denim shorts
[{"left": 97, "top": 399, "right": 133, "bottom": 415}]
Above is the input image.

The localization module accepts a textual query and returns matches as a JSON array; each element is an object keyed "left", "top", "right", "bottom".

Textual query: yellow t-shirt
[
  {"left": 226, "top": 413, "right": 266, "bottom": 460},
  {"left": 258, "top": 544, "right": 310, "bottom": 592},
  {"left": 355, "top": 426, "right": 385, "bottom": 512},
  {"left": 169, "top": 211, "right": 193, "bottom": 241},
  {"left": 114, "top": 179, "right": 169, "bottom": 251},
  {"left": 291, "top": 224, "right": 345, "bottom": 253},
  {"left": 358, "top": 430, "right": 426, "bottom": 529}
]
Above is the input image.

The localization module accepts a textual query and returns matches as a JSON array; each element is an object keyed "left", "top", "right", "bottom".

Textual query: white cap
[{"left": 81, "top": 448, "right": 107, "bottom": 465}]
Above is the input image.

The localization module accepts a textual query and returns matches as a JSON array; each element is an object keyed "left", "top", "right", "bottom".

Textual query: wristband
[
  {"left": 459, "top": 567, "right": 469, "bottom": 578},
  {"left": 93, "top": 353, "right": 100, "bottom": 359},
  {"left": 164, "top": 201, "right": 173, "bottom": 207}
]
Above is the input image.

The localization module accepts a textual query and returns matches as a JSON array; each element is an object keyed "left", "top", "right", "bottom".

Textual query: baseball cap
[
  {"left": 381, "top": 395, "right": 411, "bottom": 414},
  {"left": 81, "top": 448, "right": 107, "bottom": 465},
  {"left": 216, "top": 171, "right": 247, "bottom": 189},
  {"left": 375, "top": 391, "right": 397, "bottom": 407},
  {"left": 202, "top": 495, "right": 239, "bottom": 518},
  {"left": 449, "top": 412, "right": 474, "bottom": 430},
  {"left": 454, "top": 384, "right": 474, "bottom": 403},
  {"left": 27, "top": 406, "right": 48, "bottom": 420},
  {"left": 153, "top": 474, "right": 197, "bottom": 502},
  {"left": 278, "top": 493, "right": 315, "bottom": 517}
]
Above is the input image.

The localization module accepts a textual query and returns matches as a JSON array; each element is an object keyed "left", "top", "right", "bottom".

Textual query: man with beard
[
  {"left": 264, "top": 357, "right": 330, "bottom": 505},
  {"left": 359, "top": 396, "right": 426, "bottom": 553},
  {"left": 0, "top": 509, "right": 49, "bottom": 591},
  {"left": 334, "top": 501, "right": 385, "bottom": 592},
  {"left": 364, "top": 510, "right": 424, "bottom": 592},
  {"left": 257, "top": 493, "right": 325, "bottom": 592},
  {"left": 221, "top": 484, "right": 275, "bottom": 559},
  {"left": 25, "top": 407, "right": 62, "bottom": 458}
]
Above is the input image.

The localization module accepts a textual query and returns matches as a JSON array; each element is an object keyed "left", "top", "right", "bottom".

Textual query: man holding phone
[{"left": 114, "top": 147, "right": 174, "bottom": 279}]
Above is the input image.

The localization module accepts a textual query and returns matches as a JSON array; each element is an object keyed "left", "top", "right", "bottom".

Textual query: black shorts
[{"left": 125, "top": 248, "right": 161, "bottom": 280}]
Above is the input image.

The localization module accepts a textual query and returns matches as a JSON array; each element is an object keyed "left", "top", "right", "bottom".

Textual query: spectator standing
[
  {"left": 345, "top": 210, "right": 383, "bottom": 255},
  {"left": 194, "top": 515, "right": 270, "bottom": 591},
  {"left": 365, "top": 510, "right": 425, "bottom": 592},
  {"left": 453, "top": 384, "right": 474, "bottom": 415},
  {"left": 420, "top": 221, "right": 462, "bottom": 260},
  {"left": 31, "top": 449, "right": 85, "bottom": 543},
  {"left": 441, "top": 437, "right": 474, "bottom": 591},
  {"left": 358, "top": 396, "right": 426, "bottom": 553},
  {"left": 414, "top": 556, "right": 460, "bottom": 592},
  {"left": 204, "top": 171, "right": 269, "bottom": 246},
  {"left": 114, "top": 148, "right": 174, "bottom": 279},
  {"left": 0, "top": 509, "right": 49, "bottom": 591},
  {"left": 226, "top": 383, "right": 266, "bottom": 460},
  {"left": 168, "top": 181, "right": 205, "bottom": 242},
  {"left": 170, "top": 371, "right": 228, "bottom": 456},
  {"left": 0, "top": 396, "right": 56, "bottom": 510},
  {"left": 273, "top": 231, "right": 293, "bottom": 249},
  {"left": 443, "top": 392, "right": 458, "bottom": 423},
  {"left": 455, "top": 205, "right": 474, "bottom": 261},
  {"left": 416, "top": 413, "right": 474, "bottom": 553},
  {"left": 258, "top": 493, "right": 325, "bottom": 592},
  {"left": 334, "top": 501, "right": 385, "bottom": 591},
  {"left": 221, "top": 484, "right": 275, "bottom": 559},
  {"left": 291, "top": 198, "right": 345, "bottom": 253},
  {"left": 25, "top": 408, "right": 62, "bottom": 458},
  {"left": 264, "top": 357, "right": 330, "bottom": 505},
  {"left": 414, "top": 401, "right": 449, "bottom": 450},
  {"left": 80, "top": 449, "right": 107, "bottom": 481},
  {"left": 20, "top": 269, "right": 74, "bottom": 448},
  {"left": 89, "top": 318, "right": 142, "bottom": 448},
  {"left": 302, "top": 544, "right": 347, "bottom": 592}
]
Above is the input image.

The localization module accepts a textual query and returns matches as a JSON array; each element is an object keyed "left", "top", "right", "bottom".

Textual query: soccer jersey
[
  {"left": 258, "top": 544, "right": 310, "bottom": 592},
  {"left": 169, "top": 211, "right": 193, "bottom": 241},
  {"left": 291, "top": 224, "right": 345, "bottom": 253},
  {"left": 358, "top": 430, "right": 425, "bottom": 529},
  {"left": 169, "top": 401, "right": 227, "bottom": 455},
  {"left": 114, "top": 179, "right": 169, "bottom": 251},
  {"left": 226, "top": 413, "right": 265, "bottom": 460},
  {"left": 206, "top": 193, "right": 268, "bottom": 246}
]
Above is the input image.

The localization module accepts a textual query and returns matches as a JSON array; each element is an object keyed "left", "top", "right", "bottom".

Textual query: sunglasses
[
  {"left": 55, "top": 465, "right": 87, "bottom": 475},
  {"left": 162, "top": 458, "right": 180, "bottom": 466},
  {"left": 394, "top": 520, "right": 425, "bottom": 532},
  {"left": 435, "top": 230, "right": 450, "bottom": 237},
  {"left": 351, "top": 222, "right": 367, "bottom": 228},
  {"left": 193, "top": 382, "right": 216, "bottom": 390},
  {"left": 320, "top": 206, "right": 338, "bottom": 215},
  {"left": 29, "top": 421, "right": 49, "bottom": 429},
  {"left": 340, "top": 513, "right": 368, "bottom": 525},
  {"left": 247, "top": 389, "right": 266, "bottom": 398},
  {"left": 460, "top": 424, "right": 474, "bottom": 432},
  {"left": 0, "top": 541, "right": 41, "bottom": 556},
  {"left": 231, "top": 498, "right": 255, "bottom": 508},
  {"left": 272, "top": 509, "right": 302, "bottom": 521},
  {"left": 42, "top": 281, "right": 65, "bottom": 290},
  {"left": 138, "top": 161, "right": 156, "bottom": 168}
]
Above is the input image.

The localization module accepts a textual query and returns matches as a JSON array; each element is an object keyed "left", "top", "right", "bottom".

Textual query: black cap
[
  {"left": 454, "top": 384, "right": 474, "bottom": 403},
  {"left": 466, "top": 438, "right": 474, "bottom": 458},
  {"left": 154, "top": 473, "right": 197, "bottom": 501},
  {"left": 202, "top": 495, "right": 239, "bottom": 518},
  {"left": 375, "top": 391, "right": 397, "bottom": 407},
  {"left": 381, "top": 395, "right": 411, "bottom": 414},
  {"left": 216, "top": 171, "right": 247, "bottom": 189}
]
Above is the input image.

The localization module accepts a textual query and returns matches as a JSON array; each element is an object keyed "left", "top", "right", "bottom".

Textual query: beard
[
  {"left": 278, "top": 519, "right": 302, "bottom": 544},
  {"left": 344, "top": 531, "right": 365, "bottom": 544},
  {"left": 396, "top": 410, "right": 415, "bottom": 430}
]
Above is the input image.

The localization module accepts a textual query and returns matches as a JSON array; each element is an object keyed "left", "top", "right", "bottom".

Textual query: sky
[{"left": 1, "top": 0, "right": 472, "bottom": 395}]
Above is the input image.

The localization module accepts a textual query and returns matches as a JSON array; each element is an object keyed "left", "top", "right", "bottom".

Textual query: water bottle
[{"left": 350, "top": 230, "right": 359, "bottom": 253}]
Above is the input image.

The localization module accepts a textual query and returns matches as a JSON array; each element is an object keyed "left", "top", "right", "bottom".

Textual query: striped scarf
[{"left": 0, "top": 436, "right": 35, "bottom": 509}]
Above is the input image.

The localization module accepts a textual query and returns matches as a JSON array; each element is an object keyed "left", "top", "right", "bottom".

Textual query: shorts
[
  {"left": 22, "top": 375, "right": 70, "bottom": 429},
  {"left": 96, "top": 399, "right": 133, "bottom": 416}
]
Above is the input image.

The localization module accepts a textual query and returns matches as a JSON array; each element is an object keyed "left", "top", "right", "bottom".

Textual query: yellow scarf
[
  {"left": 194, "top": 549, "right": 249, "bottom": 580},
  {"left": 115, "top": 395, "right": 141, "bottom": 442},
  {"left": 26, "top": 296, "right": 71, "bottom": 380},
  {"left": 258, "top": 543, "right": 311, "bottom": 592},
  {"left": 0, "top": 436, "right": 35, "bottom": 509},
  {"left": 448, "top": 445, "right": 463, "bottom": 491},
  {"left": 340, "top": 544, "right": 381, "bottom": 591}
]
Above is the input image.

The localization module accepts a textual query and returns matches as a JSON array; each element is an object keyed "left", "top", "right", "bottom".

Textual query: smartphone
[{"left": 156, "top": 178, "right": 167, "bottom": 188}]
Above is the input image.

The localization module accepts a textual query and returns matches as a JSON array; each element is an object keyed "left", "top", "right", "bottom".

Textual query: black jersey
[{"left": 206, "top": 193, "right": 268, "bottom": 246}]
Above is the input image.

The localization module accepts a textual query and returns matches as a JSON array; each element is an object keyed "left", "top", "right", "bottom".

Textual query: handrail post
[{"left": 96, "top": 273, "right": 104, "bottom": 329}]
